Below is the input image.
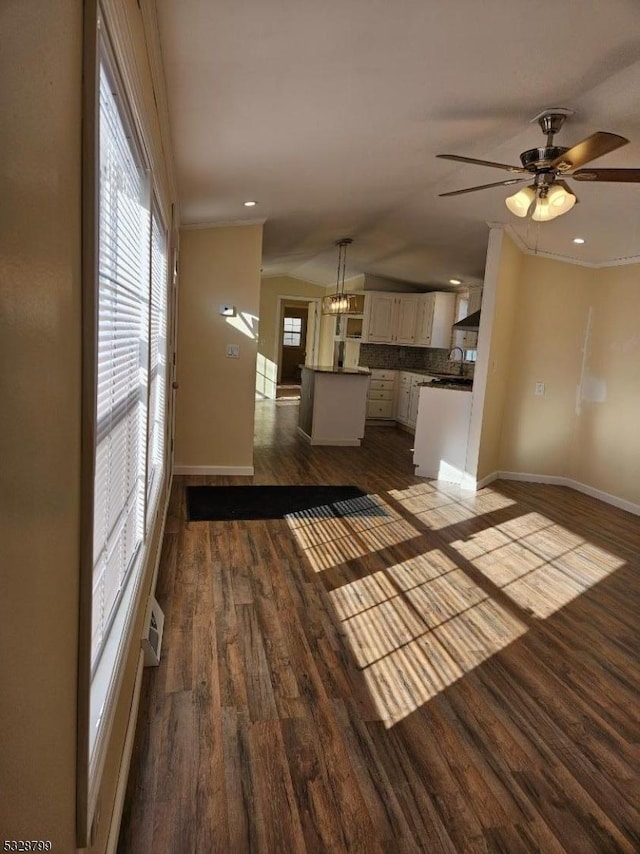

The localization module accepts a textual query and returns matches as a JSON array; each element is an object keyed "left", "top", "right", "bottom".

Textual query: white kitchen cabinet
[
  {"left": 395, "top": 371, "right": 431, "bottom": 431},
  {"left": 463, "top": 285, "right": 483, "bottom": 348},
  {"left": 394, "top": 295, "right": 420, "bottom": 344},
  {"left": 366, "top": 369, "right": 396, "bottom": 422},
  {"left": 415, "top": 295, "right": 435, "bottom": 346},
  {"left": 415, "top": 292, "right": 457, "bottom": 348},
  {"left": 363, "top": 291, "right": 455, "bottom": 347},
  {"left": 408, "top": 375, "right": 422, "bottom": 426},
  {"left": 363, "top": 294, "right": 396, "bottom": 343},
  {"left": 395, "top": 373, "right": 412, "bottom": 424}
]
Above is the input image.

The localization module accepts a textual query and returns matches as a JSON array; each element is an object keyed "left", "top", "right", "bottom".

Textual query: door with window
[{"left": 280, "top": 306, "right": 307, "bottom": 382}]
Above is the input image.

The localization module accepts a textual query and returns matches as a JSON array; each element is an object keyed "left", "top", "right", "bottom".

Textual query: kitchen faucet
[{"left": 448, "top": 347, "right": 465, "bottom": 376}]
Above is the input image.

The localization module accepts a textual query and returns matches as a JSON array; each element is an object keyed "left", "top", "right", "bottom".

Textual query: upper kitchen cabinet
[
  {"left": 362, "top": 291, "right": 455, "bottom": 347},
  {"left": 395, "top": 295, "right": 420, "bottom": 344},
  {"left": 362, "top": 293, "right": 397, "bottom": 343},
  {"left": 462, "top": 285, "right": 483, "bottom": 348},
  {"left": 415, "top": 292, "right": 456, "bottom": 347}
]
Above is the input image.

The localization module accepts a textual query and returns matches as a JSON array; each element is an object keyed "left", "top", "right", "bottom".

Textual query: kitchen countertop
[
  {"left": 367, "top": 366, "right": 472, "bottom": 389},
  {"left": 301, "top": 365, "right": 371, "bottom": 375},
  {"left": 419, "top": 381, "right": 473, "bottom": 392}
]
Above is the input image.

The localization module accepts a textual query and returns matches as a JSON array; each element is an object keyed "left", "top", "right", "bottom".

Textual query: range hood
[{"left": 452, "top": 309, "right": 481, "bottom": 332}]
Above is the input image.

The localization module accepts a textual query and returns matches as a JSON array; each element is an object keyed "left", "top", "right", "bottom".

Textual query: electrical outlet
[
  {"left": 535, "top": 382, "right": 545, "bottom": 396},
  {"left": 226, "top": 344, "right": 240, "bottom": 358}
]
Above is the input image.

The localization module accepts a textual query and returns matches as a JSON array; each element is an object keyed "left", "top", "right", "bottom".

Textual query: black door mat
[{"left": 186, "top": 485, "right": 387, "bottom": 521}]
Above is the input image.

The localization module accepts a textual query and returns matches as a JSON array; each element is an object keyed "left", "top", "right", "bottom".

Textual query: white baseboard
[
  {"left": 474, "top": 472, "right": 498, "bottom": 490},
  {"left": 296, "top": 427, "right": 361, "bottom": 446},
  {"left": 496, "top": 470, "right": 640, "bottom": 516},
  {"left": 310, "top": 438, "right": 361, "bottom": 446},
  {"left": 105, "top": 651, "right": 144, "bottom": 854},
  {"left": 173, "top": 465, "right": 254, "bottom": 476}
]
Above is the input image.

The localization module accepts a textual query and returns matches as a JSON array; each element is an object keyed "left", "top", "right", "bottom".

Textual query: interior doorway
[
  {"left": 279, "top": 303, "right": 308, "bottom": 383},
  {"left": 275, "top": 297, "right": 320, "bottom": 384}
]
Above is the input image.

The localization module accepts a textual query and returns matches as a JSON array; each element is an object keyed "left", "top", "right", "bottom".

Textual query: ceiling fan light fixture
[
  {"left": 547, "top": 184, "right": 576, "bottom": 216},
  {"left": 505, "top": 186, "right": 536, "bottom": 217},
  {"left": 531, "top": 194, "right": 558, "bottom": 222}
]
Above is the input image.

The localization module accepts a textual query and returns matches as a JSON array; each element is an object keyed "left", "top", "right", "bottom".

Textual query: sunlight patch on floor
[
  {"left": 450, "top": 512, "right": 624, "bottom": 618},
  {"left": 388, "top": 483, "right": 516, "bottom": 530},
  {"left": 329, "top": 553, "right": 526, "bottom": 726},
  {"left": 286, "top": 495, "right": 420, "bottom": 573}
]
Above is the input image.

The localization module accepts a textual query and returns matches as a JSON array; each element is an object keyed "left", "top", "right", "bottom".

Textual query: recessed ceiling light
[
  {"left": 449, "top": 278, "right": 462, "bottom": 285},
  {"left": 573, "top": 237, "right": 585, "bottom": 244},
  {"left": 243, "top": 200, "right": 257, "bottom": 207}
]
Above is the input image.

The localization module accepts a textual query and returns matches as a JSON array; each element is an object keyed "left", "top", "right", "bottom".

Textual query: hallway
[{"left": 118, "top": 401, "right": 640, "bottom": 853}]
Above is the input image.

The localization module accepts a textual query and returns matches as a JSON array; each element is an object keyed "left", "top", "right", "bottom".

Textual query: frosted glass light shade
[
  {"left": 505, "top": 186, "right": 536, "bottom": 217},
  {"left": 531, "top": 196, "right": 557, "bottom": 222},
  {"left": 547, "top": 184, "right": 577, "bottom": 216}
]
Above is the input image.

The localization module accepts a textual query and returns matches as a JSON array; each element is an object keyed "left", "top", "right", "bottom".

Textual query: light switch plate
[
  {"left": 535, "top": 381, "right": 545, "bottom": 396},
  {"left": 226, "top": 344, "right": 240, "bottom": 358},
  {"left": 220, "top": 304, "right": 236, "bottom": 316}
]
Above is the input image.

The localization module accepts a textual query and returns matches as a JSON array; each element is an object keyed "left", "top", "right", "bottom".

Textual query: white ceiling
[{"left": 157, "top": 0, "right": 640, "bottom": 287}]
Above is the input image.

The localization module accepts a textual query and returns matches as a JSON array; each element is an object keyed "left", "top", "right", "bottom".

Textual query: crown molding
[
  {"left": 489, "top": 223, "right": 640, "bottom": 269},
  {"left": 181, "top": 217, "right": 267, "bottom": 230}
]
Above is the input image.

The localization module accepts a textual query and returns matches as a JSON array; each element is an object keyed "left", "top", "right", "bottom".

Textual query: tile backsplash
[{"left": 359, "top": 344, "right": 474, "bottom": 377}]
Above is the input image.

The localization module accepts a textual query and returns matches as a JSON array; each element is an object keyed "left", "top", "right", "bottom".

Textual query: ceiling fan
[{"left": 437, "top": 109, "right": 640, "bottom": 221}]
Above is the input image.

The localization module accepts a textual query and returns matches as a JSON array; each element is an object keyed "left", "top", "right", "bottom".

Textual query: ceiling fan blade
[
  {"left": 436, "top": 154, "right": 526, "bottom": 173},
  {"left": 551, "top": 132, "right": 629, "bottom": 171},
  {"left": 571, "top": 168, "right": 640, "bottom": 183},
  {"left": 439, "top": 178, "right": 529, "bottom": 197}
]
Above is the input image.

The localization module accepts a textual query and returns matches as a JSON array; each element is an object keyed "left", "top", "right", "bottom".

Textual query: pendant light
[{"left": 322, "top": 238, "right": 360, "bottom": 315}]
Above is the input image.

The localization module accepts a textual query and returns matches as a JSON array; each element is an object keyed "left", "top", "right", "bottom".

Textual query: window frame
[
  {"left": 77, "top": 9, "right": 173, "bottom": 843},
  {"left": 282, "top": 314, "right": 303, "bottom": 348}
]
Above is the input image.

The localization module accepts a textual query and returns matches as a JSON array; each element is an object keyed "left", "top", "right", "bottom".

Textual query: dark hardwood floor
[{"left": 118, "top": 400, "right": 640, "bottom": 853}]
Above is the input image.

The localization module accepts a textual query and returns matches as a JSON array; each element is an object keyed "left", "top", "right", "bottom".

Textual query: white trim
[
  {"left": 173, "top": 465, "right": 255, "bottom": 476},
  {"left": 181, "top": 217, "right": 266, "bottom": 230},
  {"left": 475, "top": 471, "right": 498, "bottom": 490},
  {"left": 138, "top": 0, "right": 179, "bottom": 219},
  {"left": 150, "top": 474, "right": 172, "bottom": 595},
  {"left": 296, "top": 427, "right": 361, "bottom": 446},
  {"left": 495, "top": 471, "right": 640, "bottom": 516},
  {"left": 105, "top": 650, "right": 144, "bottom": 854},
  {"left": 501, "top": 224, "right": 640, "bottom": 269},
  {"left": 464, "top": 227, "right": 503, "bottom": 485}
]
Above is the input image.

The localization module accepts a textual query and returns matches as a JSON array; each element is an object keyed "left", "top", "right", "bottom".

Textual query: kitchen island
[{"left": 298, "top": 366, "right": 370, "bottom": 446}]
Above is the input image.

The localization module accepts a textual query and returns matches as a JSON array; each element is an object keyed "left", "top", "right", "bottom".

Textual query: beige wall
[
  {"left": 258, "top": 276, "right": 326, "bottom": 396},
  {"left": 0, "top": 2, "right": 178, "bottom": 849},
  {"left": 497, "top": 254, "right": 590, "bottom": 478},
  {"left": 569, "top": 263, "right": 640, "bottom": 504},
  {"left": 0, "top": 1, "right": 82, "bottom": 847},
  {"left": 480, "top": 231, "right": 640, "bottom": 508},
  {"left": 259, "top": 275, "right": 326, "bottom": 362},
  {"left": 175, "top": 224, "right": 263, "bottom": 471}
]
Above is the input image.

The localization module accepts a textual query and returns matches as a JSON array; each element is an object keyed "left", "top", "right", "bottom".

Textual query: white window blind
[
  {"left": 92, "top": 62, "right": 150, "bottom": 670},
  {"left": 147, "top": 209, "right": 168, "bottom": 518}
]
